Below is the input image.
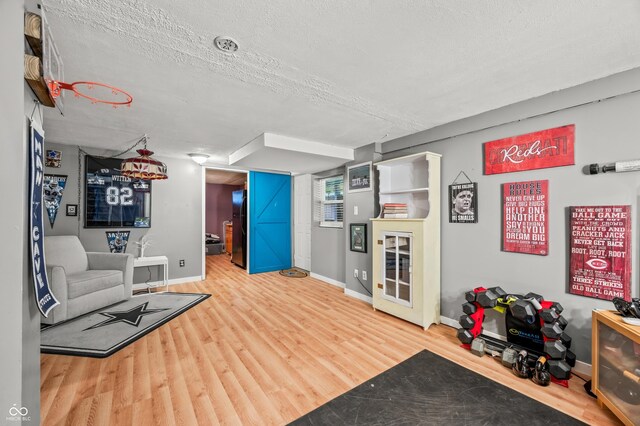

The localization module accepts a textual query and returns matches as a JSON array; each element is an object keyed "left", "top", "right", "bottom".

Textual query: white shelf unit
[
  {"left": 376, "top": 152, "right": 439, "bottom": 219},
  {"left": 371, "top": 151, "right": 441, "bottom": 329}
]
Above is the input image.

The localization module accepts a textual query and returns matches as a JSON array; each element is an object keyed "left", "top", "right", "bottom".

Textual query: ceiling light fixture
[
  {"left": 189, "top": 153, "right": 210, "bottom": 165},
  {"left": 120, "top": 136, "right": 168, "bottom": 180},
  {"left": 214, "top": 36, "right": 239, "bottom": 53}
]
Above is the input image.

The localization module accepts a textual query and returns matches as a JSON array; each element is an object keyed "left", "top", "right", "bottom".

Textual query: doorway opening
[{"left": 204, "top": 168, "right": 248, "bottom": 277}]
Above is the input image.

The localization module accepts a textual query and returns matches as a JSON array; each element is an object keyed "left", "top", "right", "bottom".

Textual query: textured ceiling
[
  {"left": 41, "top": 0, "right": 640, "bottom": 167},
  {"left": 205, "top": 169, "right": 246, "bottom": 186}
]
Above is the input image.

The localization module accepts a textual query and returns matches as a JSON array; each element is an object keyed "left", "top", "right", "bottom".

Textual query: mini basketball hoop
[{"left": 46, "top": 80, "right": 133, "bottom": 108}]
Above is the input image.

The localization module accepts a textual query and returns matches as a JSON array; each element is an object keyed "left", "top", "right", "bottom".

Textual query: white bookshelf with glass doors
[{"left": 371, "top": 151, "right": 441, "bottom": 329}]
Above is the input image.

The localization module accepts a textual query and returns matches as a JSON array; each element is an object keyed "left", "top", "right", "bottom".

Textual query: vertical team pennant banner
[
  {"left": 569, "top": 206, "right": 631, "bottom": 300},
  {"left": 43, "top": 174, "right": 67, "bottom": 227},
  {"left": 30, "top": 122, "right": 59, "bottom": 317},
  {"left": 106, "top": 231, "right": 130, "bottom": 253},
  {"left": 502, "top": 180, "right": 549, "bottom": 255}
]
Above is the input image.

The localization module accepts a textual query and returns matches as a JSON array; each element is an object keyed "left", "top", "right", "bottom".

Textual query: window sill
[{"left": 320, "top": 222, "right": 343, "bottom": 229}]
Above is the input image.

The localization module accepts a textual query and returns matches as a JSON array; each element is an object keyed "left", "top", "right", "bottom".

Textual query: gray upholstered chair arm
[
  {"left": 87, "top": 252, "right": 130, "bottom": 271},
  {"left": 44, "top": 265, "right": 68, "bottom": 323},
  {"left": 86, "top": 252, "right": 134, "bottom": 295}
]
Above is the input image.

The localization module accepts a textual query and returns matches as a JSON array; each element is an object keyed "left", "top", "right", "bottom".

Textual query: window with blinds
[{"left": 314, "top": 175, "right": 344, "bottom": 228}]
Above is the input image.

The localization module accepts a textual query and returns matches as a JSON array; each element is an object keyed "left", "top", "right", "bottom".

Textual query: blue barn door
[{"left": 249, "top": 171, "right": 291, "bottom": 274}]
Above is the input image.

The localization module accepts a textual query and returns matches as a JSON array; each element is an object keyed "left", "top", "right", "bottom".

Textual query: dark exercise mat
[{"left": 290, "top": 349, "right": 586, "bottom": 425}]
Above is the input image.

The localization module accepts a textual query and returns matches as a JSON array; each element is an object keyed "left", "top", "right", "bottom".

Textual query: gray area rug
[
  {"left": 291, "top": 349, "right": 586, "bottom": 425},
  {"left": 41, "top": 292, "right": 210, "bottom": 358}
]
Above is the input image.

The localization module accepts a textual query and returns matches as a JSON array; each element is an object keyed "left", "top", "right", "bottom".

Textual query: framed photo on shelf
[
  {"left": 350, "top": 223, "right": 367, "bottom": 253},
  {"left": 347, "top": 161, "right": 372, "bottom": 193}
]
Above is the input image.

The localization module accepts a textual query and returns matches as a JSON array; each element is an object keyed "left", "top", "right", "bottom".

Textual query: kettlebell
[
  {"left": 512, "top": 350, "right": 531, "bottom": 378},
  {"left": 531, "top": 356, "right": 550, "bottom": 386}
]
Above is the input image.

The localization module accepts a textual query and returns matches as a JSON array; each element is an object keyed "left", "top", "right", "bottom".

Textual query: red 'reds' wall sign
[
  {"left": 502, "top": 180, "right": 548, "bottom": 256},
  {"left": 484, "top": 125, "right": 574, "bottom": 175},
  {"left": 569, "top": 206, "right": 631, "bottom": 301}
]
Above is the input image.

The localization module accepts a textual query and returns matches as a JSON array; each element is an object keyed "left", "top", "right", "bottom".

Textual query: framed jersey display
[{"left": 85, "top": 155, "right": 151, "bottom": 228}]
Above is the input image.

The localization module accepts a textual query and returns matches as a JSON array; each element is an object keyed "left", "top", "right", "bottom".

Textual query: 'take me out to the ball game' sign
[{"left": 484, "top": 125, "right": 575, "bottom": 175}]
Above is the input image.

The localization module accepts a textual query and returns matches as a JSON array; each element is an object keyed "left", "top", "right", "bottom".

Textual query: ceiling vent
[{"left": 214, "top": 36, "right": 239, "bottom": 53}]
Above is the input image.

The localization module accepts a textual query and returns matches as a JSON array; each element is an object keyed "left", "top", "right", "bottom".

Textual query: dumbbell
[
  {"left": 465, "top": 290, "right": 477, "bottom": 303},
  {"left": 476, "top": 288, "right": 500, "bottom": 308},
  {"left": 457, "top": 328, "right": 475, "bottom": 344},
  {"left": 557, "top": 316, "right": 568, "bottom": 329},
  {"left": 470, "top": 338, "right": 518, "bottom": 368},
  {"left": 524, "top": 292, "right": 544, "bottom": 303},
  {"left": 501, "top": 346, "right": 518, "bottom": 368},
  {"left": 489, "top": 286, "right": 507, "bottom": 298},
  {"left": 544, "top": 340, "right": 567, "bottom": 360},
  {"left": 565, "top": 349, "right": 576, "bottom": 367},
  {"left": 541, "top": 321, "right": 564, "bottom": 339},
  {"left": 459, "top": 314, "right": 476, "bottom": 330},
  {"left": 462, "top": 302, "right": 476, "bottom": 315},
  {"left": 540, "top": 302, "right": 564, "bottom": 323},
  {"left": 559, "top": 333, "right": 572, "bottom": 349},
  {"left": 470, "top": 337, "right": 502, "bottom": 357},
  {"left": 510, "top": 299, "right": 539, "bottom": 324},
  {"left": 548, "top": 359, "right": 572, "bottom": 380},
  {"left": 541, "top": 325, "right": 573, "bottom": 349},
  {"left": 541, "top": 312, "right": 569, "bottom": 337}
]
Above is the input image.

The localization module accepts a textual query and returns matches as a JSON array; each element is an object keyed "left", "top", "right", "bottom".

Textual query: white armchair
[{"left": 43, "top": 235, "right": 133, "bottom": 325}]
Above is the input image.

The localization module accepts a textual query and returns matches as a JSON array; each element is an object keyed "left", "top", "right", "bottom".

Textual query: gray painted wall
[
  {"left": 44, "top": 142, "right": 203, "bottom": 282},
  {"left": 311, "top": 166, "right": 346, "bottom": 283},
  {"left": 343, "top": 143, "right": 382, "bottom": 297},
  {"left": 383, "top": 67, "right": 640, "bottom": 363},
  {"left": 1, "top": 0, "right": 40, "bottom": 422}
]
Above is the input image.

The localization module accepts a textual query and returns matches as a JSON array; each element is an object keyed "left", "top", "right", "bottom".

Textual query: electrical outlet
[
  {"left": 179, "top": 259, "right": 185, "bottom": 267},
  {"left": 354, "top": 205, "right": 358, "bottom": 215},
  {"left": 362, "top": 271, "right": 367, "bottom": 281},
  {"left": 354, "top": 269, "right": 358, "bottom": 278}
]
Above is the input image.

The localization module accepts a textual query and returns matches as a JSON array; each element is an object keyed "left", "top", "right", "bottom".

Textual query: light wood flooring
[{"left": 41, "top": 254, "right": 621, "bottom": 425}]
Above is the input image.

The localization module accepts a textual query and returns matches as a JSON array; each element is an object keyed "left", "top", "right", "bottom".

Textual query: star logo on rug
[{"left": 83, "top": 302, "right": 170, "bottom": 331}]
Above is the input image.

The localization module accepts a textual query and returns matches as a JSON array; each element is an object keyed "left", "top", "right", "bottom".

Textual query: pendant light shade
[{"left": 121, "top": 148, "right": 168, "bottom": 180}]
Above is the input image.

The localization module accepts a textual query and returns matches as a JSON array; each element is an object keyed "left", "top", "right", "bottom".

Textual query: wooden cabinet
[
  {"left": 225, "top": 223, "right": 233, "bottom": 255},
  {"left": 371, "top": 152, "right": 441, "bottom": 329},
  {"left": 592, "top": 310, "right": 640, "bottom": 426}
]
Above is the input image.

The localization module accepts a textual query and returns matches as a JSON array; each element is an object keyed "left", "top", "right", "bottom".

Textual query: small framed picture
[
  {"left": 347, "top": 161, "right": 372, "bottom": 193},
  {"left": 449, "top": 183, "right": 478, "bottom": 223},
  {"left": 66, "top": 204, "right": 78, "bottom": 217},
  {"left": 350, "top": 223, "right": 367, "bottom": 253},
  {"left": 45, "top": 150, "right": 62, "bottom": 168}
]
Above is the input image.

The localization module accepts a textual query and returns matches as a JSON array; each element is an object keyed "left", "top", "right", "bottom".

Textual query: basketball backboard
[{"left": 41, "top": 11, "right": 64, "bottom": 114}]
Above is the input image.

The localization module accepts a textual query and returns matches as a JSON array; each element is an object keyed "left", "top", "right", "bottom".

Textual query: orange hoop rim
[{"left": 47, "top": 80, "right": 133, "bottom": 106}]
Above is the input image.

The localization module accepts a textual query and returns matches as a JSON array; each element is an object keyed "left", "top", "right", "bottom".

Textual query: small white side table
[{"left": 133, "top": 255, "right": 169, "bottom": 293}]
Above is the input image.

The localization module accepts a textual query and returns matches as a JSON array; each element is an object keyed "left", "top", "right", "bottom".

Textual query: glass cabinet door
[
  {"left": 382, "top": 232, "right": 412, "bottom": 307},
  {"left": 597, "top": 322, "right": 640, "bottom": 419}
]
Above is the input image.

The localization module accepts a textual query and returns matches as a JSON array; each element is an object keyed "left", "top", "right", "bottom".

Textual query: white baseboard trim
[
  {"left": 440, "top": 315, "right": 461, "bottom": 329},
  {"left": 169, "top": 275, "right": 204, "bottom": 285},
  {"left": 344, "top": 288, "right": 372, "bottom": 304},
  {"left": 310, "top": 272, "right": 346, "bottom": 288},
  {"left": 440, "top": 315, "right": 592, "bottom": 377},
  {"left": 133, "top": 275, "right": 203, "bottom": 291},
  {"left": 572, "top": 360, "right": 591, "bottom": 377}
]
